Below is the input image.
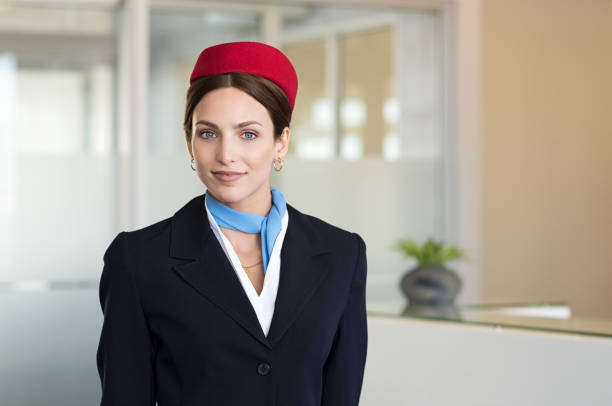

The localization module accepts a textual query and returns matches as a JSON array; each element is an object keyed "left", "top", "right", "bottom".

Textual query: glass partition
[
  {"left": 0, "top": 5, "right": 118, "bottom": 283},
  {"left": 0, "top": 4, "right": 118, "bottom": 405},
  {"left": 283, "top": 38, "right": 329, "bottom": 158},
  {"left": 276, "top": 6, "right": 444, "bottom": 309}
]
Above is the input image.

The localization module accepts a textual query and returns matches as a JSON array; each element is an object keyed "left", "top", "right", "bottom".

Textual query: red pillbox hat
[{"left": 190, "top": 41, "right": 298, "bottom": 112}]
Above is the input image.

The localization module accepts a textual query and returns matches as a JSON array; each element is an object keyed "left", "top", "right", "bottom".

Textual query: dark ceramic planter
[{"left": 400, "top": 265, "right": 462, "bottom": 306}]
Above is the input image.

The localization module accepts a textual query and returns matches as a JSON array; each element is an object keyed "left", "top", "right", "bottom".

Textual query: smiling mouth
[
  {"left": 212, "top": 171, "right": 246, "bottom": 182},
  {"left": 213, "top": 171, "right": 245, "bottom": 175}
]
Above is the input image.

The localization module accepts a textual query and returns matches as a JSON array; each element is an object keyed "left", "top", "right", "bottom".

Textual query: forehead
[{"left": 193, "top": 87, "right": 271, "bottom": 124}]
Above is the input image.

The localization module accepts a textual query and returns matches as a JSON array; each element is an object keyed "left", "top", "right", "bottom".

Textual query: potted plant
[{"left": 394, "top": 237, "right": 467, "bottom": 306}]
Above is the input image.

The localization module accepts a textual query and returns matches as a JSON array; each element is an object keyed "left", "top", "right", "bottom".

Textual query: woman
[{"left": 96, "top": 41, "right": 368, "bottom": 406}]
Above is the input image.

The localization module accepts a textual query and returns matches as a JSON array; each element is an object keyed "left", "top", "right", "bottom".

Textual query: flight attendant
[{"left": 96, "top": 41, "right": 368, "bottom": 406}]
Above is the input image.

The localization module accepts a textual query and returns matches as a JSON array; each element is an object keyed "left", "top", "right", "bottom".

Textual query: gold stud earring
[
  {"left": 190, "top": 157, "right": 196, "bottom": 171},
  {"left": 273, "top": 157, "right": 283, "bottom": 172}
]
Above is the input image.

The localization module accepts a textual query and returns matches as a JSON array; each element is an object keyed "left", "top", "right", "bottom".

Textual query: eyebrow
[{"left": 194, "top": 120, "right": 263, "bottom": 129}]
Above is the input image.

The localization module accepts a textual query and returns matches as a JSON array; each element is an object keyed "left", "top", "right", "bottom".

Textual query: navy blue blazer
[{"left": 96, "top": 193, "right": 368, "bottom": 406}]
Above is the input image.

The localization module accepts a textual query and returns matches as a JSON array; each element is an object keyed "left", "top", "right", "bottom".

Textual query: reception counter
[{"left": 362, "top": 302, "right": 612, "bottom": 405}]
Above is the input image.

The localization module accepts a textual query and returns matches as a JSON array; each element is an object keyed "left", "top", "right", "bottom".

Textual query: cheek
[
  {"left": 193, "top": 143, "right": 213, "bottom": 162},
  {"left": 244, "top": 143, "right": 274, "bottom": 167}
]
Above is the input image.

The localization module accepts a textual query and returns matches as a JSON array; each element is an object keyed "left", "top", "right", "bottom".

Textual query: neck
[
  {"left": 220, "top": 227, "right": 262, "bottom": 254},
  {"left": 211, "top": 185, "right": 273, "bottom": 216}
]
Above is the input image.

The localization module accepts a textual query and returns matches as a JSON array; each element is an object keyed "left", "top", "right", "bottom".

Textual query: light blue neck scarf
[{"left": 206, "top": 187, "right": 287, "bottom": 274}]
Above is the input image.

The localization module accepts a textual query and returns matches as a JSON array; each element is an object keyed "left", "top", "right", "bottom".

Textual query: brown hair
[{"left": 183, "top": 72, "right": 292, "bottom": 143}]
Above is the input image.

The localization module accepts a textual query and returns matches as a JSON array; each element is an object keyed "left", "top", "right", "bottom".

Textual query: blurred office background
[{"left": 0, "top": 0, "right": 611, "bottom": 405}]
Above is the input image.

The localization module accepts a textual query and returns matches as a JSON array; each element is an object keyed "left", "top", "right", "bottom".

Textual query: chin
[{"left": 206, "top": 185, "right": 248, "bottom": 205}]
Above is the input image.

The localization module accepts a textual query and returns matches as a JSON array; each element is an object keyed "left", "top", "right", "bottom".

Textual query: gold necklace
[{"left": 241, "top": 259, "right": 262, "bottom": 270}]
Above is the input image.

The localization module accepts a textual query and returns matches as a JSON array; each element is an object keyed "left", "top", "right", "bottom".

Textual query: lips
[{"left": 213, "top": 171, "right": 245, "bottom": 182}]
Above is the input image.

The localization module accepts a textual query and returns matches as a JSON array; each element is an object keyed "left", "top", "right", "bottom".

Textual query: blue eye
[
  {"left": 199, "top": 130, "right": 216, "bottom": 139},
  {"left": 242, "top": 131, "right": 257, "bottom": 140}
]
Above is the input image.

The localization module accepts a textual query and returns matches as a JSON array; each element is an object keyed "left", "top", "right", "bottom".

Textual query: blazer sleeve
[
  {"left": 96, "top": 232, "right": 156, "bottom": 406},
  {"left": 321, "top": 232, "right": 368, "bottom": 406}
]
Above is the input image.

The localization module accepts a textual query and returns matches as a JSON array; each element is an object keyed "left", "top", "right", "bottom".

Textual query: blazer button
[{"left": 257, "top": 362, "right": 271, "bottom": 376}]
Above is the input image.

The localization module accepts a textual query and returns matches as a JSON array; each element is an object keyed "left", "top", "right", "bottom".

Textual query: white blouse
[{"left": 204, "top": 197, "right": 289, "bottom": 337}]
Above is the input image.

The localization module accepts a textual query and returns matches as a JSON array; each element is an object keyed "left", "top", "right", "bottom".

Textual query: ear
[
  {"left": 275, "top": 127, "right": 290, "bottom": 158},
  {"left": 186, "top": 136, "right": 193, "bottom": 158}
]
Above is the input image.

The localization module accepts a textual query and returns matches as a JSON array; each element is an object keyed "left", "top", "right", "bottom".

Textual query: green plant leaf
[{"left": 394, "top": 236, "right": 467, "bottom": 266}]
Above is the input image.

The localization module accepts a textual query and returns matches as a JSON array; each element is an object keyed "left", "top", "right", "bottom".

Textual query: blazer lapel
[
  {"left": 265, "top": 204, "right": 332, "bottom": 347},
  {"left": 169, "top": 193, "right": 332, "bottom": 350},
  {"left": 170, "top": 193, "right": 270, "bottom": 349}
]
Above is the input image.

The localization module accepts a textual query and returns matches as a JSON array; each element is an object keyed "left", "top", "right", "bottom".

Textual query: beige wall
[{"left": 482, "top": 0, "right": 612, "bottom": 317}]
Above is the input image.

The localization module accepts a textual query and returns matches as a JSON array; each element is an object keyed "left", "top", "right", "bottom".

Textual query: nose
[{"left": 216, "top": 134, "right": 236, "bottom": 164}]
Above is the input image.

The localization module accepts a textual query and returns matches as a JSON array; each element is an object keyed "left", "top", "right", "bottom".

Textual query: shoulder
[
  {"left": 126, "top": 216, "right": 173, "bottom": 244},
  {"left": 286, "top": 203, "right": 366, "bottom": 257},
  {"left": 103, "top": 217, "right": 172, "bottom": 266},
  {"left": 104, "top": 194, "right": 203, "bottom": 260}
]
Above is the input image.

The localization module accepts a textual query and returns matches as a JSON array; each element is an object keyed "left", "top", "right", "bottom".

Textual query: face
[{"left": 187, "top": 86, "right": 290, "bottom": 214}]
